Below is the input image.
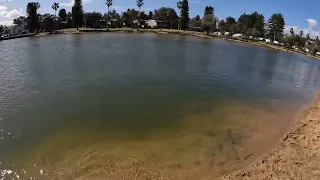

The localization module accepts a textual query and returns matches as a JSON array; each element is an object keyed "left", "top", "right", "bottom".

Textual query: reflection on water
[{"left": 0, "top": 33, "right": 320, "bottom": 179}]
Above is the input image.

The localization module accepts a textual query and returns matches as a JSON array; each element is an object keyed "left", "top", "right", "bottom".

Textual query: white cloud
[
  {"left": 0, "top": 5, "right": 8, "bottom": 16},
  {"left": 0, "top": 3, "right": 23, "bottom": 21},
  {"left": 0, "top": 20, "right": 12, "bottom": 26},
  {"left": 284, "top": 18, "right": 320, "bottom": 39},
  {"left": 306, "top": 18, "right": 317, "bottom": 31},
  {"left": 4, "top": 8, "right": 22, "bottom": 19},
  {"left": 0, "top": 5, "right": 7, "bottom": 11},
  {"left": 60, "top": 0, "right": 92, "bottom": 7},
  {"left": 60, "top": 0, "right": 74, "bottom": 7}
]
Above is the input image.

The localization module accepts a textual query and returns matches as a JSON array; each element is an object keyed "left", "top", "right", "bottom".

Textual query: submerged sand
[
  {"left": 1, "top": 98, "right": 302, "bottom": 180},
  {"left": 222, "top": 91, "right": 320, "bottom": 180}
]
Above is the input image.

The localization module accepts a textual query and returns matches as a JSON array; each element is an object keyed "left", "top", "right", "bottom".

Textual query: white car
[{"left": 265, "top": 39, "right": 271, "bottom": 43}]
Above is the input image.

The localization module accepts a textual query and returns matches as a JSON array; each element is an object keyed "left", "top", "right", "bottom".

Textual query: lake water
[{"left": 1, "top": 33, "right": 320, "bottom": 179}]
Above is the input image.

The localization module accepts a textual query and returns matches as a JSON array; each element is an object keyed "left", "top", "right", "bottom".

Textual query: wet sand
[{"left": 222, "top": 91, "right": 320, "bottom": 180}]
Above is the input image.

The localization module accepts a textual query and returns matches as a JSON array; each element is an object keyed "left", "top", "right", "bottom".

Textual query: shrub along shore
[{"left": 45, "top": 27, "right": 320, "bottom": 60}]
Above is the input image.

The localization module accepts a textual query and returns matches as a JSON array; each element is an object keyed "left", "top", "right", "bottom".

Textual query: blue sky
[{"left": 1, "top": 0, "right": 319, "bottom": 37}]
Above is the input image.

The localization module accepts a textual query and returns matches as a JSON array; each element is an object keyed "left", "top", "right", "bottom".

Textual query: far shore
[
  {"left": 220, "top": 90, "right": 320, "bottom": 179},
  {"left": 34, "top": 27, "right": 320, "bottom": 60}
]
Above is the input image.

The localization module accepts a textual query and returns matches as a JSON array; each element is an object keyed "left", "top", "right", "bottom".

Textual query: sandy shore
[{"left": 221, "top": 91, "right": 320, "bottom": 180}]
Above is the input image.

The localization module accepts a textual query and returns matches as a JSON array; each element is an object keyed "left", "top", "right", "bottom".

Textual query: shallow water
[{"left": 0, "top": 33, "right": 320, "bottom": 179}]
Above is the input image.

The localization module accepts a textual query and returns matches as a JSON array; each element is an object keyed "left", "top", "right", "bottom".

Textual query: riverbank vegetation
[{"left": 1, "top": 0, "right": 319, "bottom": 58}]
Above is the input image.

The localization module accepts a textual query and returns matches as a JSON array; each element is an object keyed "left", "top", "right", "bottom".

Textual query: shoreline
[
  {"left": 221, "top": 90, "right": 320, "bottom": 179},
  {"left": 50, "top": 28, "right": 320, "bottom": 60}
]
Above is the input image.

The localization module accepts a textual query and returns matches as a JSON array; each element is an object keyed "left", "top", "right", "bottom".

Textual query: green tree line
[
  {"left": 2, "top": 0, "right": 318, "bottom": 51},
  {"left": 13, "top": 0, "right": 284, "bottom": 39}
]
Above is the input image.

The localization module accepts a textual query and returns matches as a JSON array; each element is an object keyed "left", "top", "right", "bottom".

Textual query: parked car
[{"left": 265, "top": 39, "right": 271, "bottom": 43}]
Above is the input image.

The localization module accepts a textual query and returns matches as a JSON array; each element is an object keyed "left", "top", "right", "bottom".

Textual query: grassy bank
[{"left": 56, "top": 27, "right": 319, "bottom": 60}]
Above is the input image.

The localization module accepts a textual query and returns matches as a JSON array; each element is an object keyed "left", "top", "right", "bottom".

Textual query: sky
[{"left": 1, "top": 0, "right": 320, "bottom": 37}]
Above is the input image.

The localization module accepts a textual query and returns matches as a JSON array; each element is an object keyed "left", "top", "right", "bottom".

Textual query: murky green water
[{"left": 0, "top": 33, "right": 320, "bottom": 179}]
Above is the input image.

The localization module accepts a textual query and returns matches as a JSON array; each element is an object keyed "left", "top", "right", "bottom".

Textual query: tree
[
  {"left": 85, "top": 12, "right": 103, "bottom": 28},
  {"left": 153, "top": 7, "right": 179, "bottom": 29},
  {"left": 177, "top": 1, "right": 182, "bottom": 30},
  {"left": 180, "top": 0, "right": 189, "bottom": 30},
  {"left": 39, "top": 13, "right": 55, "bottom": 31},
  {"left": 202, "top": 14, "right": 214, "bottom": 34},
  {"left": 27, "top": 2, "right": 41, "bottom": 33},
  {"left": 139, "top": 11, "right": 149, "bottom": 20},
  {"left": 13, "top": 16, "right": 26, "bottom": 27},
  {"left": 191, "top": 15, "right": 201, "bottom": 29},
  {"left": 237, "top": 13, "right": 250, "bottom": 34},
  {"left": 202, "top": 5, "right": 216, "bottom": 33},
  {"left": 66, "top": 12, "right": 73, "bottom": 28},
  {"left": 0, "top": 25, "right": 3, "bottom": 34},
  {"left": 299, "top": 30, "right": 304, "bottom": 38},
  {"left": 136, "top": 0, "right": 144, "bottom": 29},
  {"left": 190, "top": 16, "right": 201, "bottom": 32},
  {"left": 52, "top": 2, "right": 59, "bottom": 17},
  {"left": 204, "top": 6, "right": 214, "bottom": 15},
  {"left": 194, "top": 15, "right": 200, "bottom": 21},
  {"left": 51, "top": 2, "right": 59, "bottom": 30},
  {"left": 306, "top": 34, "right": 310, "bottom": 40},
  {"left": 122, "top": 9, "right": 139, "bottom": 28},
  {"left": 137, "top": 0, "right": 144, "bottom": 14},
  {"left": 106, "top": 0, "right": 112, "bottom": 30},
  {"left": 218, "top": 19, "right": 226, "bottom": 32},
  {"left": 72, "top": 0, "right": 83, "bottom": 30},
  {"left": 59, "top": 9, "right": 67, "bottom": 21},
  {"left": 294, "top": 31, "right": 306, "bottom": 48},
  {"left": 148, "top": 11, "right": 153, "bottom": 19},
  {"left": 104, "top": 10, "right": 121, "bottom": 28},
  {"left": 225, "top": 16, "right": 236, "bottom": 33},
  {"left": 251, "top": 12, "right": 265, "bottom": 37},
  {"left": 266, "top": 13, "right": 285, "bottom": 41},
  {"left": 290, "top": 27, "right": 294, "bottom": 36}
]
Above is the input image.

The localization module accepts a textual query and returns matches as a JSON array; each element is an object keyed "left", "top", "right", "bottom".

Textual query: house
[
  {"left": 232, "top": 33, "right": 243, "bottom": 38},
  {"left": 306, "top": 40, "right": 316, "bottom": 46},
  {"left": 265, "top": 39, "right": 271, "bottom": 43},
  {"left": 145, "top": 20, "right": 157, "bottom": 28}
]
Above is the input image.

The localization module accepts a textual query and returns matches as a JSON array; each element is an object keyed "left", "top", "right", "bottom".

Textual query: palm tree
[
  {"left": 136, "top": 0, "right": 144, "bottom": 30},
  {"left": 177, "top": 1, "right": 182, "bottom": 31},
  {"left": 290, "top": 28, "right": 294, "bottom": 36},
  {"left": 106, "top": 0, "right": 113, "bottom": 30},
  {"left": 27, "top": 2, "right": 41, "bottom": 33},
  {"left": 299, "top": 30, "right": 304, "bottom": 38},
  {"left": 306, "top": 34, "right": 310, "bottom": 40},
  {"left": 52, "top": 2, "right": 59, "bottom": 30},
  {"left": 52, "top": 2, "right": 59, "bottom": 17}
]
